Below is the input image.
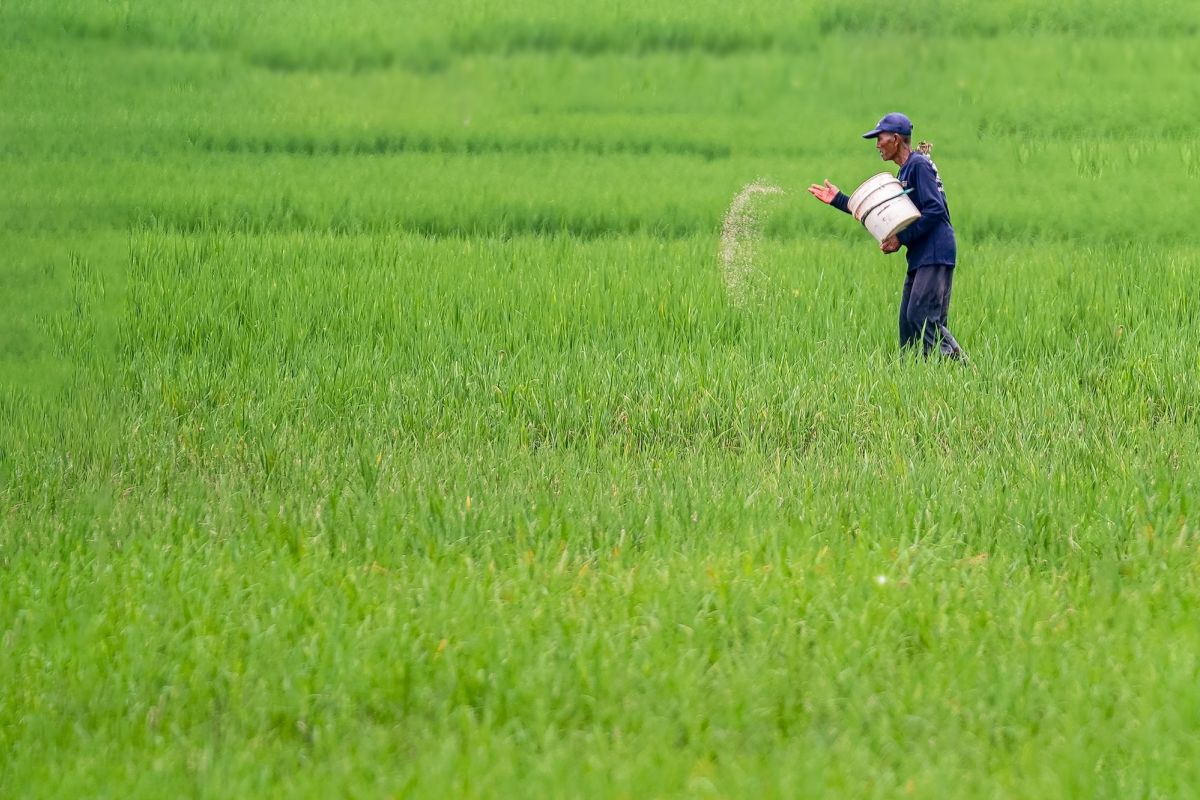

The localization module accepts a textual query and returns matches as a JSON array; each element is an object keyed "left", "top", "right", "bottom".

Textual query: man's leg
[
  {"left": 905, "top": 264, "right": 965, "bottom": 359},
  {"left": 899, "top": 269, "right": 919, "bottom": 350}
]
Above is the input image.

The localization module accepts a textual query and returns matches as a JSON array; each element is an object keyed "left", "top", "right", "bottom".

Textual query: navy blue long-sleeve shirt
[{"left": 831, "top": 152, "right": 956, "bottom": 272}]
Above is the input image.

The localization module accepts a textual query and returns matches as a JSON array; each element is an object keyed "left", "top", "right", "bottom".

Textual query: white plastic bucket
[{"left": 846, "top": 173, "right": 921, "bottom": 243}]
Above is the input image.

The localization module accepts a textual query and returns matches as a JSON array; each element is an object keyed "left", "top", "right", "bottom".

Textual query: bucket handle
[{"left": 856, "top": 188, "right": 914, "bottom": 226}]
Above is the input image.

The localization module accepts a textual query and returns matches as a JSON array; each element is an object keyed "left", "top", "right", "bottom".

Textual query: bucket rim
[{"left": 847, "top": 172, "right": 902, "bottom": 213}]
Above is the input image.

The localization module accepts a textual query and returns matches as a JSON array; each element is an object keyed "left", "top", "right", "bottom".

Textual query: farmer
[{"left": 808, "top": 113, "right": 966, "bottom": 360}]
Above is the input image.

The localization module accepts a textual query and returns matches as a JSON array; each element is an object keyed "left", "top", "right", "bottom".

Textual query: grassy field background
[{"left": 3, "top": 2, "right": 1200, "bottom": 797}]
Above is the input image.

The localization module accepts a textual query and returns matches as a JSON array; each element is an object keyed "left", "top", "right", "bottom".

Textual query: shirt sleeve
[
  {"left": 895, "top": 158, "right": 949, "bottom": 246},
  {"left": 831, "top": 191, "right": 852, "bottom": 215}
]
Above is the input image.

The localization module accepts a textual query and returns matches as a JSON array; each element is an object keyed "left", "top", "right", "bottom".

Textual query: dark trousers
[{"left": 900, "top": 264, "right": 964, "bottom": 358}]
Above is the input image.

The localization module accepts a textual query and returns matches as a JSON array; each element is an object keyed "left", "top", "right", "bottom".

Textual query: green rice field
[{"left": 3, "top": 1, "right": 1200, "bottom": 796}]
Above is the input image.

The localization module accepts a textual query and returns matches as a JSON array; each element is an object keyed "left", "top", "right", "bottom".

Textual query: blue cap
[{"left": 862, "top": 113, "right": 913, "bottom": 139}]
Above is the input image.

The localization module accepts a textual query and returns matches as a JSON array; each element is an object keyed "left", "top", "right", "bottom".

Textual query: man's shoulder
[
  {"left": 904, "top": 152, "right": 934, "bottom": 171},
  {"left": 903, "top": 152, "right": 943, "bottom": 185}
]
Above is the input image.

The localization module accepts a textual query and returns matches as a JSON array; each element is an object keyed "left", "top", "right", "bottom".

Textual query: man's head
[
  {"left": 862, "top": 112, "right": 913, "bottom": 140},
  {"left": 862, "top": 113, "right": 913, "bottom": 163}
]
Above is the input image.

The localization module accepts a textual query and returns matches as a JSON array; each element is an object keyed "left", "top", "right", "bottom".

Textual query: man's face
[{"left": 875, "top": 132, "right": 901, "bottom": 161}]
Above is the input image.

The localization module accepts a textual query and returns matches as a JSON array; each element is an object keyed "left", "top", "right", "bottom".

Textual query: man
[{"left": 808, "top": 113, "right": 966, "bottom": 360}]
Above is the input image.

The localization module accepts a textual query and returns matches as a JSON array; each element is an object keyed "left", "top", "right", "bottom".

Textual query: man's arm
[
  {"left": 895, "top": 159, "right": 949, "bottom": 246},
  {"left": 808, "top": 180, "right": 853, "bottom": 216}
]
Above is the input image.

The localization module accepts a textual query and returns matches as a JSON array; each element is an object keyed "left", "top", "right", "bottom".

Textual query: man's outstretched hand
[
  {"left": 807, "top": 179, "right": 840, "bottom": 204},
  {"left": 880, "top": 236, "right": 901, "bottom": 254}
]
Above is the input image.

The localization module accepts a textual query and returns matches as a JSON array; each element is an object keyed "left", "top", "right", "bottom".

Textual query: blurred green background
[{"left": 3, "top": 2, "right": 1200, "bottom": 797}]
